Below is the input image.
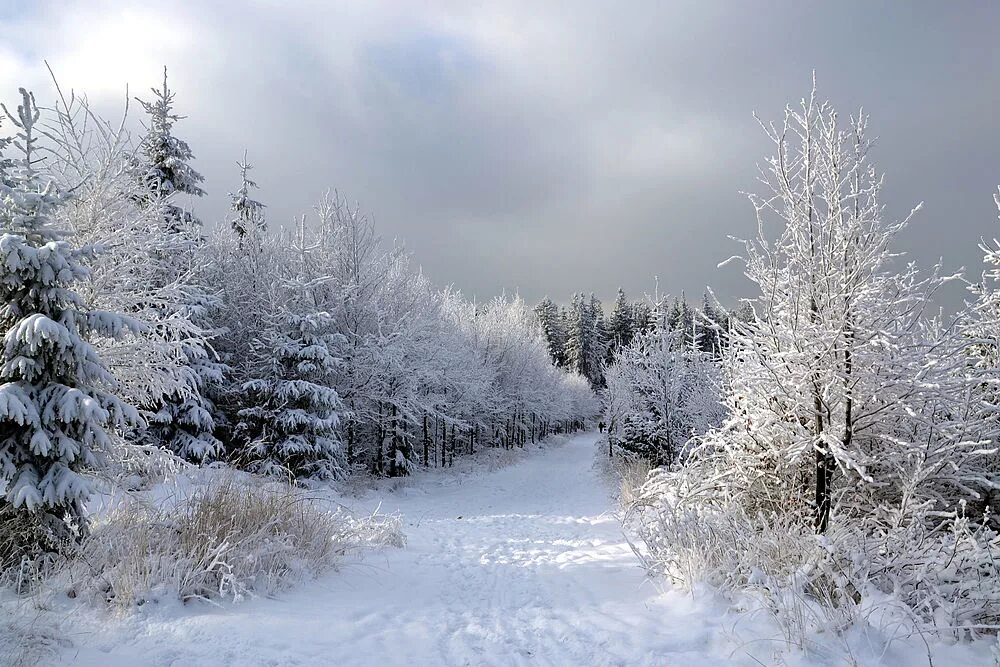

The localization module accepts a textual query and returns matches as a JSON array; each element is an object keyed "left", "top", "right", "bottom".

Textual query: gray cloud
[{"left": 0, "top": 1, "right": 997, "bottom": 308}]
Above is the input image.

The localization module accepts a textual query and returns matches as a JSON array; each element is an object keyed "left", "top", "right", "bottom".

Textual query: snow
[{"left": 38, "top": 432, "right": 996, "bottom": 666}]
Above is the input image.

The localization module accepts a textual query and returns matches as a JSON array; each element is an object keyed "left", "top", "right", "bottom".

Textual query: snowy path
[{"left": 62, "top": 432, "right": 745, "bottom": 666}]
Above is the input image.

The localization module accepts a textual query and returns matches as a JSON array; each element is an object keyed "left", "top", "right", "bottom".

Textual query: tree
[
  {"left": 39, "top": 72, "right": 220, "bottom": 465},
  {"left": 606, "top": 287, "right": 634, "bottom": 360},
  {"left": 966, "top": 186, "right": 1000, "bottom": 516},
  {"left": 631, "top": 301, "right": 653, "bottom": 337},
  {"left": 534, "top": 297, "right": 566, "bottom": 366},
  {"left": 693, "top": 83, "right": 994, "bottom": 534},
  {"left": 134, "top": 67, "right": 205, "bottom": 227},
  {"left": 229, "top": 150, "right": 266, "bottom": 249},
  {"left": 564, "top": 293, "right": 607, "bottom": 389},
  {"left": 565, "top": 294, "right": 590, "bottom": 384},
  {"left": 605, "top": 322, "right": 724, "bottom": 466},
  {"left": 624, "top": 89, "right": 1000, "bottom": 637},
  {"left": 696, "top": 292, "right": 725, "bottom": 357},
  {"left": 0, "top": 89, "right": 138, "bottom": 550},
  {"left": 588, "top": 294, "right": 608, "bottom": 386},
  {"left": 236, "top": 307, "right": 345, "bottom": 480},
  {"left": 133, "top": 68, "right": 225, "bottom": 462}
]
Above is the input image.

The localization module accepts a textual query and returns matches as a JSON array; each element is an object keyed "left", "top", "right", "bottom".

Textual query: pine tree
[
  {"left": 0, "top": 89, "right": 138, "bottom": 550},
  {"left": 534, "top": 297, "right": 566, "bottom": 366},
  {"left": 697, "top": 292, "right": 725, "bottom": 357},
  {"left": 558, "top": 305, "right": 570, "bottom": 355},
  {"left": 142, "top": 297, "right": 226, "bottom": 462},
  {"left": 236, "top": 307, "right": 345, "bottom": 480},
  {"left": 631, "top": 301, "right": 653, "bottom": 337},
  {"left": 605, "top": 322, "right": 723, "bottom": 466},
  {"left": 663, "top": 295, "right": 694, "bottom": 348},
  {"left": 229, "top": 150, "right": 266, "bottom": 249},
  {"left": 606, "top": 287, "right": 634, "bottom": 360},
  {"left": 565, "top": 293, "right": 588, "bottom": 380},
  {"left": 588, "top": 294, "right": 608, "bottom": 387},
  {"left": 133, "top": 68, "right": 225, "bottom": 461},
  {"left": 565, "top": 293, "right": 606, "bottom": 389},
  {"left": 135, "top": 67, "right": 205, "bottom": 229}
]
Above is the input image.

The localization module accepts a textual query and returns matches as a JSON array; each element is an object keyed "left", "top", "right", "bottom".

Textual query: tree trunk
[
  {"left": 449, "top": 423, "right": 455, "bottom": 467},
  {"left": 347, "top": 419, "right": 354, "bottom": 465},
  {"left": 423, "top": 413, "right": 429, "bottom": 467}
]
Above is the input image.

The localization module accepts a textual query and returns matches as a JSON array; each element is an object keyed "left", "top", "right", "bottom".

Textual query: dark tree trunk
[
  {"left": 423, "top": 413, "right": 429, "bottom": 467},
  {"left": 449, "top": 423, "right": 456, "bottom": 467}
]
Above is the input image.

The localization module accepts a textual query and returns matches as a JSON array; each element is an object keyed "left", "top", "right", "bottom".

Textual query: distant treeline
[{"left": 533, "top": 289, "right": 751, "bottom": 388}]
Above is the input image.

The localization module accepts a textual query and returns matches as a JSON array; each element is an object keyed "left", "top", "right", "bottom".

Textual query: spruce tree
[
  {"left": 0, "top": 89, "right": 137, "bottom": 551},
  {"left": 665, "top": 296, "right": 694, "bottom": 349},
  {"left": 565, "top": 293, "right": 587, "bottom": 380},
  {"left": 236, "top": 308, "right": 345, "bottom": 480},
  {"left": 134, "top": 69, "right": 225, "bottom": 461},
  {"left": 697, "top": 292, "right": 725, "bottom": 357},
  {"left": 533, "top": 297, "right": 566, "bottom": 366},
  {"left": 229, "top": 150, "right": 266, "bottom": 249},
  {"left": 631, "top": 301, "right": 653, "bottom": 337},
  {"left": 565, "top": 293, "right": 606, "bottom": 389},
  {"left": 135, "top": 67, "right": 205, "bottom": 228},
  {"left": 588, "top": 294, "right": 608, "bottom": 387},
  {"left": 607, "top": 287, "right": 634, "bottom": 360}
]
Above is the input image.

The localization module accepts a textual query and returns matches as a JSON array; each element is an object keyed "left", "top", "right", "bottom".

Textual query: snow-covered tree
[
  {"left": 134, "top": 67, "right": 204, "bottom": 227},
  {"left": 0, "top": 89, "right": 138, "bottom": 549},
  {"left": 565, "top": 293, "right": 606, "bottom": 388},
  {"left": 534, "top": 297, "right": 566, "bottom": 366},
  {"left": 631, "top": 300, "right": 653, "bottom": 337},
  {"left": 696, "top": 292, "right": 725, "bottom": 357},
  {"left": 965, "top": 186, "right": 1000, "bottom": 517},
  {"left": 129, "top": 68, "right": 225, "bottom": 462},
  {"left": 625, "top": 86, "right": 1000, "bottom": 637},
  {"left": 671, "top": 83, "right": 997, "bottom": 534},
  {"left": 46, "top": 83, "right": 224, "bottom": 463},
  {"left": 236, "top": 306, "right": 345, "bottom": 480},
  {"left": 968, "top": 188, "right": 1000, "bottom": 366},
  {"left": 606, "top": 287, "right": 634, "bottom": 360},
  {"left": 228, "top": 150, "right": 266, "bottom": 249},
  {"left": 605, "top": 322, "right": 724, "bottom": 466}
]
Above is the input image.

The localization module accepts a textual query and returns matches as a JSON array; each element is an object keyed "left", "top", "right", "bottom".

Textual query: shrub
[{"left": 6, "top": 475, "right": 403, "bottom": 611}]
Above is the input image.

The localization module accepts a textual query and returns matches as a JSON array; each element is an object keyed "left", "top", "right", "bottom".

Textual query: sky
[{"left": 0, "top": 1, "right": 997, "bottom": 308}]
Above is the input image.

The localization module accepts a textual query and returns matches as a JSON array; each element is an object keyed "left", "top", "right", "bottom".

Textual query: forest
[{"left": 1, "top": 57, "right": 999, "bottom": 667}]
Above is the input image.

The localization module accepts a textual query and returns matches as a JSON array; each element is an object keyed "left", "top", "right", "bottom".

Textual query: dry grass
[
  {"left": 74, "top": 476, "right": 403, "bottom": 609},
  {"left": 3, "top": 474, "right": 403, "bottom": 613},
  {"left": 593, "top": 437, "right": 653, "bottom": 509},
  {"left": 616, "top": 455, "right": 653, "bottom": 507}
]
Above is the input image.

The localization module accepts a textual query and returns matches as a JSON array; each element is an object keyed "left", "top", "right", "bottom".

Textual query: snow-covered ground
[{"left": 40, "top": 432, "right": 994, "bottom": 666}]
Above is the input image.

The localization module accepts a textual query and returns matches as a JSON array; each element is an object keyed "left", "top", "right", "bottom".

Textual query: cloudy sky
[{"left": 1, "top": 1, "right": 997, "bottom": 307}]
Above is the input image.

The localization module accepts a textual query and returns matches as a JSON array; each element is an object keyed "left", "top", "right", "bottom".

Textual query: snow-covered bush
[
  {"left": 51, "top": 475, "right": 402, "bottom": 610},
  {"left": 630, "top": 470, "right": 1000, "bottom": 642}
]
